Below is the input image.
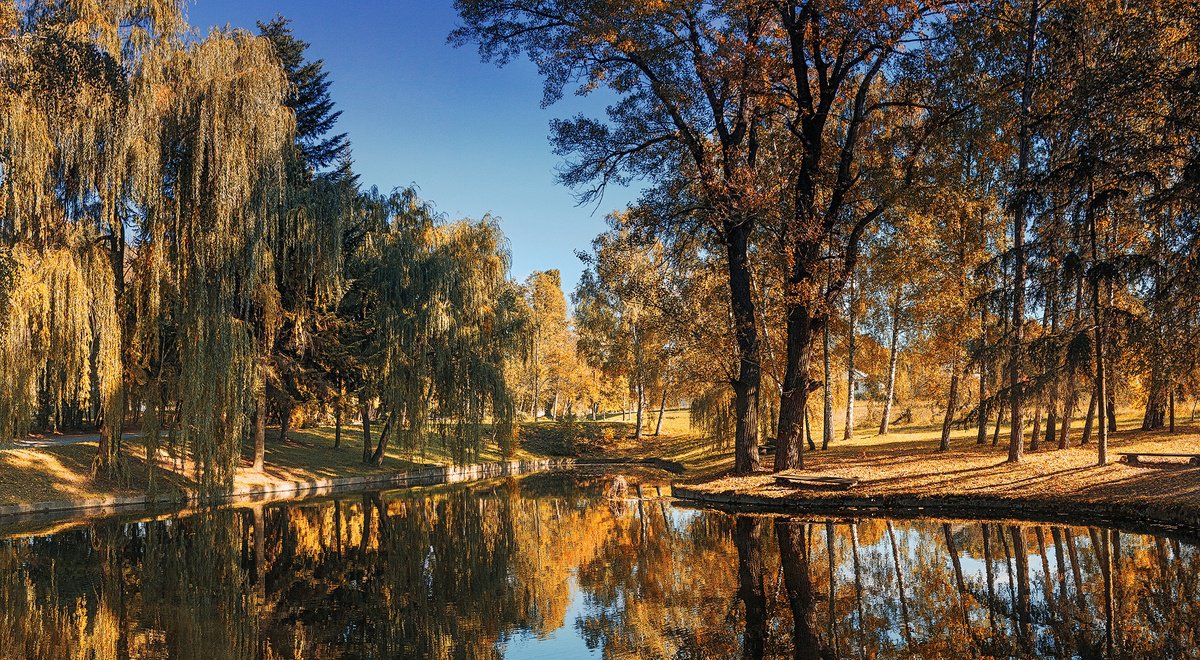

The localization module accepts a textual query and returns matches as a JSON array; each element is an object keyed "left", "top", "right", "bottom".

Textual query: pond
[{"left": 0, "top": 470, "right": 1196, "bottom": 658}]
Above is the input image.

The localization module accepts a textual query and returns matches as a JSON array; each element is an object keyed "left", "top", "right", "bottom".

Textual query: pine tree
[{"left": 257, "top": 15, "right": 350, "bottom": 175}]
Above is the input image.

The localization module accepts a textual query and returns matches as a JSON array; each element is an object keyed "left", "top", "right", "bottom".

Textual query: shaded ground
[{"left": 0, "top": 425, "right": 546, "bottom": 507}]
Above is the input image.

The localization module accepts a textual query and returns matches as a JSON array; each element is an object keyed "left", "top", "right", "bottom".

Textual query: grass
[
  {"left": 9, "top": 404, "right": 1195, "bottom": 519},
  {"left": 685, "top": 409, "right": 1200, "bottom": 522}
]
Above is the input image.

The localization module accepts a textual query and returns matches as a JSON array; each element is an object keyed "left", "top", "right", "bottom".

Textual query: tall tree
[{"left": 453, "top": 0, "right": 774, "bottom": 474}]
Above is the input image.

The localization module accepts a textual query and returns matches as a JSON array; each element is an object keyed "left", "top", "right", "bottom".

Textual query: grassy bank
[
  {"left": 12, "top": 405, "right": 1196, "bottom": 525},
  {"left": 680, "top": 414, "right": 1200, "bottom": 529},
  {"left": 0, "top": 410, "right": 715, "bottom": 508}
]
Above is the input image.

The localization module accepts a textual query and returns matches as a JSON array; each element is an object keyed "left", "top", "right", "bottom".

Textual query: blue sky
[{"left": 186, "top": 0, "right": 637, "bottom": 295}]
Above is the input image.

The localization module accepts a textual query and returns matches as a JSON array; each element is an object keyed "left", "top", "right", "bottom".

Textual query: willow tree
[
  {"left": 253, "top": 16, "right": 352, "bottom": 467},
  {"left": 126, "top": 30, "right": 294, "bottom": 494},
  {"left": 0, "top": 0, "right": 187, "bottom": 472},
  {"left": 354, "top": 189, "right": 526, "bottom": 466}
]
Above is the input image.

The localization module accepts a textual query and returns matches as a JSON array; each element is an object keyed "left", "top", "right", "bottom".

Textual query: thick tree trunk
[
  {"left": 725, "top": 220, "right": 761, "bottom": 475},
  {"left": 776, "top": 310, "right": 821, "bottom": 471},
  {"left": 879, "top": 301, "right": 901, "bottom": 436}
]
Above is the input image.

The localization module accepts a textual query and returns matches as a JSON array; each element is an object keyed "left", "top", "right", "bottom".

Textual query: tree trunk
[
  {"left": 1029, "top": 400, "right": 1042, "bottom": 451},
  {"left": 822, "top": 320, "right": 834, "bottom": 450},
  {"left": 360, "top": 395, "right": 373, "bottom": 464},
  {"left": 992, "top": 400, "right": 1005, "bottom": 447},
  {"left": 1106, "top": 386, "right": 1118, "bottom": 433},
  {"left": 278, "top": 401, "right": 293, "bottom": 444},
  {"left": 634, "top": 382, "right": 645, "bottom": 441},
  {"left": 844, "top": 273, "right": 857, "bottom": 442},
  {"left": 370, "top": 414, "right": 393, "bottom": 465},
  {"left": 940, "top": 363, "right": 960, "bottom": 452},
  {"left": 820, "top": 319, "right": 830, "bottom": 453},
  {"left": 1170, "top": 387, "right": 1176, "bottom": 433},
  {"left": 1008, "top": 0, "right": 1040, "bottom": 465},
  {"left": 805, "top": 403, "right": 815, "bottom": 452},
  {"left": 333, "top": 389, "right": 343, "bottom": 449},
  {"left": 775, "top": 309, "right": 821, "bottom": 471},
  {"left": 1082, "top": 388, "right": 1096, "bottom": 445},
  {"left": 1090, "top": 181, "right": 1108, "bottom": 465},
  {"left": 654, "top": 388, "right": 667, "bottom": 436},
  {"left": 977, "top": 305, "right": 991, "bottom": 445},
  {"left": 1058, "top": 381, "right": 1075, "bottom": 450},
  {"left": 96, "top": 222, "right": 127, "bottom": 476},
  {"left": 879, "top": 300, "right": 901, "bottom": 436},
  {"left": 725, "top": 220, "right": 762, "bottom": 475},
  {"left": 253, "top": 388, "right": 266, "bottom": 471}
]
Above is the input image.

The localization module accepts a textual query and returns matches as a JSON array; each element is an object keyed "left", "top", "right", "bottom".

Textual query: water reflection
[{"left": 0, "top": 472, "right": 1198, "bottom": 658}]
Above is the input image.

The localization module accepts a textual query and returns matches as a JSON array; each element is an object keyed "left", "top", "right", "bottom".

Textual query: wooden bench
[
  {"left": 774, "top": 471, "right": 859, "bottom": 490},
  {"left": 1118, "top": 452, "right": 1200, "bottom": 466}
]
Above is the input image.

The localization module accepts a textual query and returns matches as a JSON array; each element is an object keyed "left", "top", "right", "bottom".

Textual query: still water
[{"left": 0, "top": 470, "right": 1196, "bottom": 658}]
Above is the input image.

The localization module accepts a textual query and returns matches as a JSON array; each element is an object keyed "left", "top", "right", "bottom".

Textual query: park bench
[
  {"left": 1117, "top": 452, "right": 1200, "bottom": 466},
  {"left": 774, "top": 471, "right": 859, "bottom": 490}
]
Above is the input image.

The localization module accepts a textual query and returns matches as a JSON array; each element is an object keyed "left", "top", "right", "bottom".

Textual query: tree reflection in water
[{"left": 0, "top": 472, "right": 1198, "bottom": 658}]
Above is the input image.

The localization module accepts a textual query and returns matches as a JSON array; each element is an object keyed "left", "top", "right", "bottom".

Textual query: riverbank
[
  {"left": 0, "top": 412, "right": 712, "bottom": 519},
  {"left": 676, "top": 422, "right": 1200, "bottom": 533},
  {"left": 0, "top": 424, "right": 558, "bottom": 514}
]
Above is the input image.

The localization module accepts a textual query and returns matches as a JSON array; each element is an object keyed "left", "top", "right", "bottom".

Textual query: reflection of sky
[{"left": 497, "top": 573, "right": 599, "bottom": 658}]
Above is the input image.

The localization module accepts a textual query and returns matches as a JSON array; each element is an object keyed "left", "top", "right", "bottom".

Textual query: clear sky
[{"left": 186, "top": 0, "right": 637, "bottom": 296}]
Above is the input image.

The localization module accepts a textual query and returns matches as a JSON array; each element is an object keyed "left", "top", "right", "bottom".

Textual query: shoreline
[
  {"left": 673, "top": 482, "right": 1200, "bottom": 541},
  {"left": 0, "top": 458, "right": 575, "bottom": 528}
]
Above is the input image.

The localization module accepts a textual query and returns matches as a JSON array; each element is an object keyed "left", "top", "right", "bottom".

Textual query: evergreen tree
[{"left": 257, "top": 15, "right": 351, "bottom": 175}]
